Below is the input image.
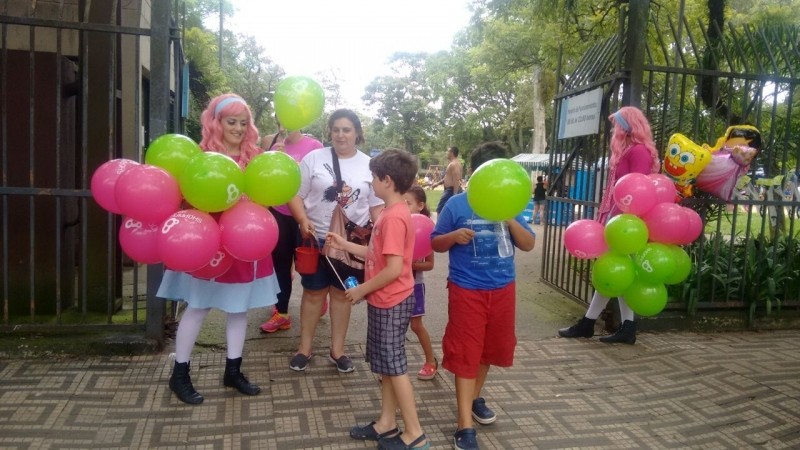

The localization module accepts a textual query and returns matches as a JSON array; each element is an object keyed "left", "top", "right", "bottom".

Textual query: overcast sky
[{"left": 228, "top": 0, "right": 473, "bottom": 110}]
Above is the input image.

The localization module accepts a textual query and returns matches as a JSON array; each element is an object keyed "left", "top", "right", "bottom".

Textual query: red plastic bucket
[{"left": 295, "top": 244, "right": 320, "bottom": 275}]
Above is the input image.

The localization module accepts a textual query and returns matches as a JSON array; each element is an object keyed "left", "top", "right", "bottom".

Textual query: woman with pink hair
[
  {"left": 558, "top": 106, "right": 660, "bottom": 344},
  {"left": 157, "top": 94, "right": 280, "bottom": 404}
]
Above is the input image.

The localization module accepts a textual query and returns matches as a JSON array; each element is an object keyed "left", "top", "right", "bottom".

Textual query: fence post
[
  {"left": 146, "top": 0, "right": 172, "bottom": 345},
  {"left": 622, "top": 0, "right": 649, "bottom": 107}
]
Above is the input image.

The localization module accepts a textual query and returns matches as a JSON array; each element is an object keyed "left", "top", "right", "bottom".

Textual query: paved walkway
[
  {"left": 2, "top": 223, "right": 799, "bottom": 448},
  {"left": 1, "top": 330, "right": 799, "bottom": 449}
]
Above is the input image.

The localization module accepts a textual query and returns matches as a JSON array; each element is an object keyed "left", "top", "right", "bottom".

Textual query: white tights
[
  {"left": 585, "top": 292, "right": 635, "bottom": 322},
  {"left": 174, "top": 307, "right": 248, "bottom": 363}
]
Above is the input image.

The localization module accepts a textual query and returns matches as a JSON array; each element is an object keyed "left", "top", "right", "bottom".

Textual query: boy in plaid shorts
[
  {"left": 326, "top": 149, "right": 430, "bottom": 450},
  {"left": 431, "top": 141, "right": 536, "bottom": 450}
]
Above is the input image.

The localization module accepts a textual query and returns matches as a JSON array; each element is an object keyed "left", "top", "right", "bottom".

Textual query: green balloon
[
  {"left": 466, "top": 159, "right": 532, "bottom": 221},
  {"left": 664, "top": 245, "right": 692, "bottom": 285},
  {"left": 274, "top": 76, "right": 325, "bottom": 131},
  {"left": 623, "top": 279, "right": 668, "bottom": 317},
  {"left": 244, "top": 152, "right": 301, "bottom": 207},
  {"left": 604, "top": 214, "right": 649, "bottom": 254},
  {"left": 179, "top": 152, "right": 244, "bottom": 212},
  {"left": 591, "top": 252, "right": 636, "bottom": 297},
  {"left": 633, "top": 242, "right": 676, "bottom": 284},
  {"left": 145, "top": 134, "right": 202, "bottom": 179}
]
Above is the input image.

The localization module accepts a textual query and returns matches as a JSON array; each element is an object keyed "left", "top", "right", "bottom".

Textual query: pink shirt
[
  {"left": 268, "top": 135, "right": 323, "bottom": 215},
  {"left": 365, "top": 202, "right": 414, "bottom": 309}
]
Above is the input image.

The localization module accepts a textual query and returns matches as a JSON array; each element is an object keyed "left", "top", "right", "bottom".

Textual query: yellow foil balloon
[{"left": 662, "top": 133, "right": 711, "bottom": 198}]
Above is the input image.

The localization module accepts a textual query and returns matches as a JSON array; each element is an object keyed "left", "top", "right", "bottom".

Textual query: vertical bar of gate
[
  {"left": 80, "top": 5, "right": 90, "bottom": 318},
  {"left": 28, "top": 20, "right": 36, "bottom": 321},
  {"left": 106, "top": 1, "right": 119, "bottom": 324},
  {"left": 147, "top": 0, "right": 172, "bottom": 344},
  {"left": 1, "top": 22, "right": 7, "bottom": 325},
  {"left": 132, "top": 31, "right": 142, "bottom": 323},
  {"left": 55, "top": 16, "right": 64, "bottom": 324}
]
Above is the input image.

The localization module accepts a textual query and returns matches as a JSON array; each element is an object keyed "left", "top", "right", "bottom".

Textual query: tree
[{"left": 362, "top": 53, "right": 441, "bottom": 154}]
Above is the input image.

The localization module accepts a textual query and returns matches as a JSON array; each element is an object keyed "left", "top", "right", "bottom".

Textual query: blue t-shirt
[{"left": 431, "top": 193, "right": 535, "bottom": 290}]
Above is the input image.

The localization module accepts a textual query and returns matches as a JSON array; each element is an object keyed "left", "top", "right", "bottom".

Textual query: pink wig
[
  {"left": 199, "top": 94, "right": 261, "bottom": 168},
  {"left": 608, "top": 106, "right": 660, "bottom": 174}
]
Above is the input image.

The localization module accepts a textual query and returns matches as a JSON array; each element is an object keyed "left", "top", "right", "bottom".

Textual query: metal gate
[
  {"left": 0, "top": 0, "right": 184, "bottom": 342},
  {"left": 542, "top": 1, "right": 800, "bottom": 321}
]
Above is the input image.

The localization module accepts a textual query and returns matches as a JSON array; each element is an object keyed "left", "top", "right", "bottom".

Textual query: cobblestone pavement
[{"left": 1, "top": 329, "right": 799, "bottom": 449}]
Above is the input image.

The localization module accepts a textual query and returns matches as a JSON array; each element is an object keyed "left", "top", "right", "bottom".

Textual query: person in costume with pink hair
[
  {"left": 558, "top": 106, "right": 660, "bottom": 344},
  {"left": 157, "top": 94, "right": 280, "bottom": 404}
]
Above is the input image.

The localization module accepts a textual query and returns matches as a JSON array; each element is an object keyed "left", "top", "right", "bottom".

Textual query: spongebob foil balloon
[{"left": 662, "top": 133, "right": 712, "bottom": 197}]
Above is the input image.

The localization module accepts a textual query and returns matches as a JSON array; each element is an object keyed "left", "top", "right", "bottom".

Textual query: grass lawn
[{"left": 704, "top": 206, "right": 800, "bottom": 238}]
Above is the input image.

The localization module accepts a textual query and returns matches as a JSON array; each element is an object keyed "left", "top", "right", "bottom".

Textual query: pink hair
[
  {"left": 199, "top": 94, "right": 261, "bottom": 168},
  {"left": 608, "top": 106, "right": 660, "bottom": 173}
]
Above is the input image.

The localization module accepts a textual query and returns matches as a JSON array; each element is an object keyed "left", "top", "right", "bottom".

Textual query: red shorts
[{"left": 441, "top": 280, "right": 517, "bottom": 378}]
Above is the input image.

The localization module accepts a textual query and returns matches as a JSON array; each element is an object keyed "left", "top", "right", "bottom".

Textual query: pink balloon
[
  {"left": 90, "top": 159, "right": 140, "bottom": 214},
  {"left": 411, "top": 213, "right": 435, "bottom": 260},
  {"left": 647, "top": 173, "right": 679, "bottom": 205},
  {"left": 679, "top": 207, "right": 704, "bottom": 244},
  {"left": 157, "top": 209, "right": 221, "bottom": 272},
  {"left": 642, "top": 203, "right": 688, "bottom": 244},
  {"left": 613, "top": 173, "right": 657, "bottom": 216},
  {"left": 219, "top": 200, "right": 278, "bottom": 262},
  {"left": 190, "top": 247, "right": 235, "bottom": 280},
  {"left": 115, "top": 164, "right": 182, "bottom": 224},
  {"left": 118, "top": 217, "right": 161, "bottom": 264},
  {"left": 563, "top": 219, "right": 608, "bottom": 259}
]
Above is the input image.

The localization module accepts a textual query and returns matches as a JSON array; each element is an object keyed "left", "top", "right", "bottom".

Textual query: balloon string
[{"left": 324, "top": 255, "right": 346, "bottom": 288}]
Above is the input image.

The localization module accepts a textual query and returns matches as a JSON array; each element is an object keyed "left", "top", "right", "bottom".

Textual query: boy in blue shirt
[{"left": 431, "top": 141, "right": 536, "bottom": 450}]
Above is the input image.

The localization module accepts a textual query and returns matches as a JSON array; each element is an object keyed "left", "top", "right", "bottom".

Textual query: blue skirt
[{"left": 157, "top": 270, "right": 279, "bottom": 314}]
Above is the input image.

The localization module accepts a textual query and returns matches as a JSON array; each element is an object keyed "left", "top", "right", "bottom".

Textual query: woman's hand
[
  {"left": 325, "top": 232, "right": 347, "bottom": 250},
  {"left": 298, "top": 218, "right": 316, "bottom": 240}
]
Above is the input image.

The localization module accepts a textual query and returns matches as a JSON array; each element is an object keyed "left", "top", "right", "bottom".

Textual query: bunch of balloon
[
  {"left": 563, "top": 173, "right": 702, "bottom": 317},
  {"left": 91, "top": 133, "right": 282, "bottom": 278}
]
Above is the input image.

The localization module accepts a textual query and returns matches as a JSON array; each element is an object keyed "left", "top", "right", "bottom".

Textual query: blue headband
[
  {"left": 613, "top": 111, "right": 631, "bottom": 133},
  {"left": 214, "top": 96, "right": 246, "bottom": 118}
]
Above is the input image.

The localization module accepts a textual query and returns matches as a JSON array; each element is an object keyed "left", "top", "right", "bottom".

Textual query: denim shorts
[{"left": 300, "top": 239, "right": 350, "bottom": 291}]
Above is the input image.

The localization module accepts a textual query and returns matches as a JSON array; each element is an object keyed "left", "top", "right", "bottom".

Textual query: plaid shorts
[{"left": 366, "top": 295, "right": 414, "bottom": 376}]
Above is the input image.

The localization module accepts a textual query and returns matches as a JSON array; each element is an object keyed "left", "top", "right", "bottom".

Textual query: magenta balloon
[
  {"left": 90, "top": 159, "right": 140, "bottom": 214},
  {"left": 411, "top": 213, "right": 435, "bottom": 260},
  {"left": 219, "top": 200, "right": 279, "bottom": 262},
  {"left": 563, "top": 219, "right": 608, "bottom": 259},
  {"left": 118, "top": 217, "right": 161, "bottom": 264},
  {"left": 190, "top": 248, "right": 235, "bottom": 280},
  {"left": 115, "top": 164, "right": 182, "bottom": 224},
  {"left": 642, "top": 202, "right": 688, "bottom": 244},
  {"left": 647, "top": 173, "right": 679, "bottom": 205},
  {"left": 680, "top": 207, "right": 704, "bottom": 244},
  {"left": 613, "top": 173, "right": 657, "bottom": 216},
  {"left": 157, "top": 209, "right": 221, "bottom": 272}
]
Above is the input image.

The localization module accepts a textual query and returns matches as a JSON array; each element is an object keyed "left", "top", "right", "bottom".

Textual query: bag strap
[{"left": 330, "top": 147, "right": 343, "bottom": 194}]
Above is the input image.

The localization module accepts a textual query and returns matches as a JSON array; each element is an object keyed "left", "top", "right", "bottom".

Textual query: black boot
[
  {"left": 223, "top": 357, "right": 261, "bottom": 395},
  {"left": 558, "top": 317, "right": 596, "bottom": 338},
  {"left": 169, "top": 361, "right": 204, "bottom": 405},
  {"left": 599, "top": 320, "right": 637, "bottom": 344}
]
